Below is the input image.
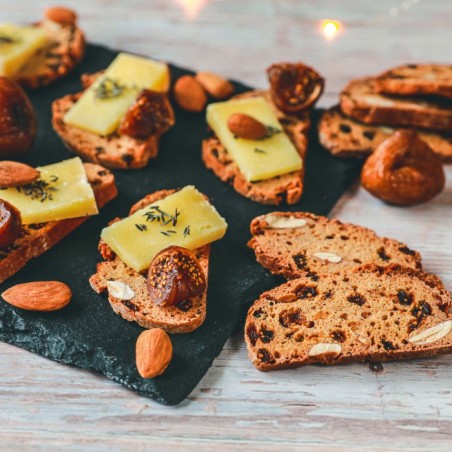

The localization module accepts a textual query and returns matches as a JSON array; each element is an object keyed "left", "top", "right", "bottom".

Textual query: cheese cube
[
  {"left": 0, "top": 158, "right": 98, "bottom": 224},
  {"left": 101, "top": 186, "right": 228, "bottom": 271},
  {"left": 0, "top": 24, "right": 47, "bottom": 76},
  {"left": 206, "top": 97, "right": 302, "bottom": 182},
  {"left": 63, "top": 52, "right": 170, "bottom": 136}
]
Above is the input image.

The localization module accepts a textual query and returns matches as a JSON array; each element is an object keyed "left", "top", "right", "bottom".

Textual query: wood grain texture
[{"left": 1, "top": 0, "right": 452, "bottom": 449}]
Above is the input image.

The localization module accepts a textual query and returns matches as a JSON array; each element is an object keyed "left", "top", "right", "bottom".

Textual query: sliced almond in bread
[
  {"left": 13, "top": 16, "right": 85, "bottom": 88},
  {"left": 52, "top": 73, "right": 162, "bottom": 170},
  {"left": 245, "top": 264, "right": 452, "bottom": 371},
  {"left": 340, "top": 78, "right": 452, "bottom": 132},
  {"left": 375, "top": 64, "right": 452, "bottom": 100},
  {"left": 0, "top": 163, "right": 117, "bottom": 283},
  {"left": 202, "top": 90, "right": 310, "bottom": 205},
  {"left": 318, "top": 106, "right": 452, "bottom": 162},
  {"left": 248, "top": 212, "right": 422, "bottom": 280},
  {"left": 89, "top": 190, "right": 210, "bottom": 334}
]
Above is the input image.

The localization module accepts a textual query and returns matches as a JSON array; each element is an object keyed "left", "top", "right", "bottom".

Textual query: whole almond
[
  {"left": 2, "top": 281, "right": 72, "bottom": 311},
  {"left": 136, "top": 328, "right": 173, "bottom": 378},
  {"left": 227, "top": 113, "right": 268, "bottom": 140},
  {"left": 0, "top": 161, "right": 40, "bottom": 188},
  {"left": 195, "top": 71, "right": 234, "bottom": 99},
  {"left": 45, "top": 6, "right": 77, "bottom": 25},
  {"left": 173, "top": 75, "right": 207, "bottom": 112}
]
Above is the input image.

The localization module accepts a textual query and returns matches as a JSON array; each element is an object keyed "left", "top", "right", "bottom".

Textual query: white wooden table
[{"left": 1, "top": 1, "right": 451, "bottom": 449}]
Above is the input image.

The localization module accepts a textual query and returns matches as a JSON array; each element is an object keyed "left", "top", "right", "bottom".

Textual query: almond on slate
[
  {"left": 136, "top": 328, "right": 173, "bottom": 378},
  {"left": 2, "top": 281, "right": 72, "bottom": 311},
  {"left": 227, "top": 113, "right": 268, "bottom": 140},
  {"left": 0, "top": 161, "right": 40, "bottom": 188},
  {"left": 173, "top": 75, "right": 207, "bottom": 112},
  {"left": 196, "top": 71, "right": 234, "bottom": 99},
  {"left": 45, "top": 6, "right": 77, "bottom": 25}
]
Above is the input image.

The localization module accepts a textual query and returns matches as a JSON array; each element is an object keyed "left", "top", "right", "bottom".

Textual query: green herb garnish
[
  {"left": 17, "top": 176, "right": 58, "bottom": 203},
  {"left": 263, "top": 125, "right": 282, "bottom": 139},
  {"left": 183, "top": 225, "right": 190, "bottom": 238},
  {"left": 0, "top": 35, "right": 19, "bottom": 45},
  {"left": 254, "top": 148, "right": 267, "bottom": 154}
]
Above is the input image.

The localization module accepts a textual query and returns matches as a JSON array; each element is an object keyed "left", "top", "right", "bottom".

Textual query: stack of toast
[{"left": 319, "top": 64, "right": 452, "bottom": 161}]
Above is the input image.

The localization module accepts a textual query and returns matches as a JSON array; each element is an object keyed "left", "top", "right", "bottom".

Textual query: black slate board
[{"left": 0, "top": 44, "right": 362, "bottom": 405}]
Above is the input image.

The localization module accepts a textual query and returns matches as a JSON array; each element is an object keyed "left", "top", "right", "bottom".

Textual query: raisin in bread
[
  {"left": 89, "top": 190, "right": 210, "bottom": 334},
  {"left": 202, "top": 90, "right": 310, "bottom": 205},
  {"left": 375, "top": 64, "right": 452, "bottom": 100},
  {"left": 14, "top": 18, "right": 85, "bottom": 88},
  {"left": 248, "top": 212, "right": 422, "bottom": 280},
  {"left": 340, "top": 78, "right": 452, "bottom": 132},
  {"left": 0, "top": 163, "right": 117, "bottom": 283},
  {"left": 318, "top": 106, "right": 452, "bottom": 162},
  {"left": 245, "top": 264, "right": 452, "bottom": 371}
]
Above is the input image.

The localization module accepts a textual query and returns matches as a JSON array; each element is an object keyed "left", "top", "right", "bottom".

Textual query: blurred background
[{"left": 2, "top": 0, "right": 450, "bottom": 107}]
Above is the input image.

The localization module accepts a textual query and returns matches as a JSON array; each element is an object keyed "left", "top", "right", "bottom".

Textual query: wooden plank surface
[{"left": 1, "top": 0, "right": 452, "bottom": 450}]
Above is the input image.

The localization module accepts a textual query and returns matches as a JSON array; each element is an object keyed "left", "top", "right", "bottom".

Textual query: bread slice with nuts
[
  {"left": 202, "top": 90, "right": 310, "bottom": 205},
  {"left": 89, "top": 190, "right": 210, "bottom": 334},
  {"left": 375, "top": 64, "right": 452, "bottom": 100},
  {"left": 52, "top": 73, "right": 165, "bottom": 169},
  {"left": 340, "top": 78, "right": 452, "bottom": 132},
  {"left": 13, "top": 10, "right": 85, "bottom": 88},
  {"left": 248, "top": 212, "right": 422, "bottom": 280},
  {"left": 245, "top": 263, "right": 452, "bottom": 371},
  {"left": 0, "top": 163, "right": 117, "bottom": 283},
  {"left": 318, "top": 106, "right": 452, "bottom": 162}
]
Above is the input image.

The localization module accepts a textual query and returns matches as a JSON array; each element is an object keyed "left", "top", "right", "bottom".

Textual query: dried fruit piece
[
  {"left": 0, "top": 161, "right": 40, "bottom": 188},
  {"left": 265, "top": 214, "right": 307, "bottom": 229},
  {"left": 227, "top": 113, "right": 268, "bottom": 140},
  {"left": 173, "top": 75, "right": 207, "bottom": 112},
  {"left": 2, "top": 281, "right": 72, "bottom": 311},
  {"left": 312, "top": 252, "right": 342, "bottom": 263},
  {"left": 308, "top": 343, "right": 342, "bottom": 357},
  {"left": 106, "top": 281, "right": 135, "bottom": 300},
  {"left": 119, "top": 89, "right": 175, "bottom": 139},
  {"left": 136, "top": 328, "right": 173, "bottom": 378},
  {"left": 147, "top": 246, "right": 207, "bottom": 306},
  {"left": 0, "top": 200, "right": 22, "bottom": 249},
  {"left": 45, "top": 6, "right": 77, "bottom": 25},
  {"left": 267, "top": 62, "right": 324, "bottom": 114},
  {"left": 0, "top": 77, "right": 36, "bottom": 157},
  {"left": 196, "top": 71, "right": 234, "bottom": 99},
  {"left": 408, "top": 320, "right": 452, "bottom": 345}
]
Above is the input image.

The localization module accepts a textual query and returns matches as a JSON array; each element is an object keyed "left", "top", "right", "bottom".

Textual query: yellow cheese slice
[
  {"left": 101, "top": 186, "right": 228, "bottom": 271},
  {"left": 0, "top": 158, "right": 98, "bottom": 224},
  {"left": 63, "top": 52, "right": 170, "bottom": 136},
  {"left": 0, "top": 24, "right": 47, "bottom": 76},
  {"left": 206, "top": 97, "right": 302, "bottom": 182}
]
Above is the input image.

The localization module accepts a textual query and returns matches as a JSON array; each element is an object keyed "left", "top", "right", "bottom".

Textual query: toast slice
[
  {"left": 318, "top": 106, "right": 452, "bottom": 161},
  {"left": 375, "top": 64, "right": 452, "bottom": 100},
  {"left": 89, "top": 190, "right": 210, "bottom": 334},
  {"left": 340, "top": 78, "right": 452, "bottom": 132},
  {"left": 202, "top": 90, "right": 310, "bottom": 205},
  {"left": 13, "top": 18, "right": 85, "bottom": 88},
  {"left": 248, "top": 212, "right": 422, "bottom": 280},
  {"left": 0, "top": 163, "right": 117, "bottom": 283},
  {"left": 52, "top": 72, "right": 162, "bottom": 169},
  {"left": 245, "top": 264, "right": 452, "bottom": 371}
]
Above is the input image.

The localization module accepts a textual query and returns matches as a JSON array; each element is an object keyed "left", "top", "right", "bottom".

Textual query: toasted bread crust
[
  {"left": 248, "top": 211, "right": 422, "bottom": 280},
  {"left": 340, "top": 78, "right": 452, "bottom": 132},
  {"left": 375, "top": 64, "right": 452, "bottom": 99},
  {"left": 0, "top": 163, "right": 117, "bottom": 283},
  {"left": 14, "top": 19, "right": 85, "bottom": 88},
  {"left": 245, "top": 264, "right": 452, "bottom": 371},
  {"left": 318, "top": 106, "right": 452, "bottom": 162},
  {"left": 202, "top": 90, "right": 310, "bottom": 205},
  {"left": 89, "top": 190, "right": 210, "bottom": 334}
]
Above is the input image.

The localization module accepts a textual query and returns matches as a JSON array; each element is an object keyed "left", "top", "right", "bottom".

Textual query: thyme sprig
[
  {"left": 135, "top": 205, "right": 190, "bottom": 238},
  {"left": 262, "top": 125, "right": 282, "bottom": 139},
  {"left": 16, "top": 175, "right": 59, "bottom": 203},
  {"left": 254, "top": 148, "right": 267, "bottom": 154},
  {"left": 0, "top": 35, "right": 19, "bottom": 45}
]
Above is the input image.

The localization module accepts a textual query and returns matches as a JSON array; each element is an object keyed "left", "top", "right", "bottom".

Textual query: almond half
[
  {"left": 0, "top": 161, "right": 40, "bottom": 188},
  {"left": 136, "top": 328, "right": 173, "bottom": 378},
  {"left": 45, "top": 7, "right": 77, "bottom": 25},
  {"left": 2, "top": 281, "right": 72, "bottom": 311},
  {"left": 227, "top": 113, "right": 268, "bottom": 140},
  {"left": 195, "top": 71, "right": 234, "bottom": 99},
  {"left": 173, "top": 75, "right": 207, "bottom": 112}
]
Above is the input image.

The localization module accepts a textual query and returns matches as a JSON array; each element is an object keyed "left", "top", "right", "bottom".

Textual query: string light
[
  {"left": 320, "top": 19, "right": 342, "bottom": 41},
  {"left": 175, "top": 0, "right": 208, "bottom": 20}
]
